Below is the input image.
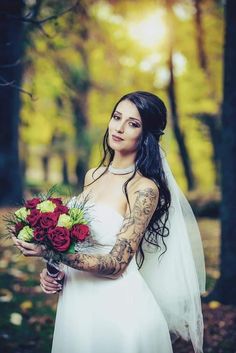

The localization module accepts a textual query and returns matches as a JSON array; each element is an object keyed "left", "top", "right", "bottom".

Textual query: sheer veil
[{"left": 139, "top": 146, "right": 206, "bottom": 353}]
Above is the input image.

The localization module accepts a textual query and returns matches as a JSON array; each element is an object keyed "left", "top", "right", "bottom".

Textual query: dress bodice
[
  {"left": 68, "top": 197, "right": 124, "bottom": 252},
  {"left": 88, "top": 202, "right": 124, "bottom": 246},
  {"left": 68, "top": 197, "right": 138, "bottom": 273}
]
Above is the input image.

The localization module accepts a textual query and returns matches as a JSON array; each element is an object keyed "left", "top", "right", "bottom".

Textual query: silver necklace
[{"left": 108, "top": 163, "right": 136, "bottom": 175}]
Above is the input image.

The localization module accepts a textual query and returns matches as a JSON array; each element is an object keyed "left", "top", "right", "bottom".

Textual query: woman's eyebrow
[{"left": 114, "top": 110, "right": 141, "bottom": 123}]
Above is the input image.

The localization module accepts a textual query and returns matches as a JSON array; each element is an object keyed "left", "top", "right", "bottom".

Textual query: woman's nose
[{"left": 115, "top": 121, "right": 125, "bottom": 133}]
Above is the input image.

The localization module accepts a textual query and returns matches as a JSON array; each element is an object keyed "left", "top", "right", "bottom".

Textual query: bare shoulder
[
  {"left": 122, "top": 176, "right": 159, "bottom": 221},
  {"left": 128, "top": 176, "right": 159, "bottom": 207},
  {"left": 84, "top": 166, "right": 107, "bottom": 185},
  {"left": 131, "top": 174, "right": 159, "bottom": 195}
]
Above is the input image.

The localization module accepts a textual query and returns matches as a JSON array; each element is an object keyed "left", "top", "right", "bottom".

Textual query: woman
[{"left": 14, "top": 91, "right": 205, "bottom": 353}]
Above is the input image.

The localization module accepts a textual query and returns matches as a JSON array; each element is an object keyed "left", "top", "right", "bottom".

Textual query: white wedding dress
[{"left": 51, "top": 202, "right": 173, "bottom": 353}]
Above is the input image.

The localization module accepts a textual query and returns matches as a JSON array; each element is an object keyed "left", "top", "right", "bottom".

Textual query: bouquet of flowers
[{"left": 4, "top": 189, "right": 94, "bottom": 278}]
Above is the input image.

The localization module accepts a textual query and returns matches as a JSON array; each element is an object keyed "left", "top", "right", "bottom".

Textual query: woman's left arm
[{"left": 15, "top": 180, "right": 159, "bottom": 280}]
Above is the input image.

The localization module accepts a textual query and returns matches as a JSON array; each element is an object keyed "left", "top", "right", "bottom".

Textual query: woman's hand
[
  {"left": 40, "top": 268, "right": 65, "bottom": 294},
  {"left": 12, "top": 237, "right": 45, "bottom": 257}
]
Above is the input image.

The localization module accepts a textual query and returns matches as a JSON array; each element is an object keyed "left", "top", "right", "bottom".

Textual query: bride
[{"left": 14, "top": 91, "right": 206, "bottom": 353}]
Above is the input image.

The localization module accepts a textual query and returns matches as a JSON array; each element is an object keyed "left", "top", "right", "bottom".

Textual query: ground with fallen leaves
[{"left": 0, "top": 208, "right": 236, "bottom": 353}]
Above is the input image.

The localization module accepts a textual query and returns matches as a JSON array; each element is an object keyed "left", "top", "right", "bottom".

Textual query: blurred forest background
[{"left": 0, "top": 0, "right": 236, "bottom": 352}]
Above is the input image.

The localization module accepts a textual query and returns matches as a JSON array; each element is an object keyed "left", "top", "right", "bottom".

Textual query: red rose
[
  {"left": 71, "top": 224, "right": 90, "bottom": 242},
  {"left": 49, "top": 197, "right": 63, "bottom": 206},
  {"left": 25, "top": 198, "right": 41, "bottom": 209},
  {"left": 55, "top": 205, "right": 69, "bottom": 214},
  {"left": 15, "top": 222, "right": 24, "bottom": 235},
  {"left": 33, "top": 227, "right": 46, "bottom": 242},
  {"left": 39, "top": 212, "right": 59, "bottom": 229},
  {"left": 26, "top": 209, "right": 41, "bottom": 227},
  {"left": 48, "top": 227, "right": 71, "bottom": 251}
]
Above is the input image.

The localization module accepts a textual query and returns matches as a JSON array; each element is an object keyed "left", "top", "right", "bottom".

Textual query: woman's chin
[
  {"left": 108, "top": 140, "right": 122, "bottom": 150},
  {"left": 108, "top": 139, "right": 135, "bottom": 154}
]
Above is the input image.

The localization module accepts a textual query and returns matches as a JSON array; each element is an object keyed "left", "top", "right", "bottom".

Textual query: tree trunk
[
  {"left": 196, "top": 113, "right": 221, "bottom": 186},
  {"left": 42, "top": 155, "right": 50, "bottom": 183},
  {"left": 72, "top": 86, "right": 90, "bottom": 190},
  {"left": 72, "top": 6, "right": 91, "bottom": 190},
  {"left": 193, "top": 0, "right": 218, "bottom": 102},
  {"left": 193, "top": 0, "right": 208, "bottom": 71},
  {"left": 0, "top": 0, "right": 24, "bottom": 206},
  {"left": 165, "top": 1, "right": 196, "bottom": 191},
  {"left": 205, "top": 0, "right": 236, "bottom": 304},
  {"left": 62, "top": 154, "right": 69, "bottom": 185}
]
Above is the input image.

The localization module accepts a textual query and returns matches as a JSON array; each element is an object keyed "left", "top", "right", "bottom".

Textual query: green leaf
[{"left": 67, "top": 242, "right": 76, "bottom": 254}]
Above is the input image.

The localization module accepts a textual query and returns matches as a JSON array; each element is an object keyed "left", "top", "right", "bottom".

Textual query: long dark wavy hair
[{"left": 86, "top": 91, "right": 171, "bottom": 269}]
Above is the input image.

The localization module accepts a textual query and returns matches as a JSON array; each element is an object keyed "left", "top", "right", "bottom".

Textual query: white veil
[{"left": 139, "top": 146, "right": 206, "bottom": 353}]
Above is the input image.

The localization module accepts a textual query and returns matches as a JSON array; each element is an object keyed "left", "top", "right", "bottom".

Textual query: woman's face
[{"left": 108, "top": 99, "right": 143, "bottom": 154}]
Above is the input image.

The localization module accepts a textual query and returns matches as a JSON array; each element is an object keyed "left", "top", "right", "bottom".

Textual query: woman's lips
[{"left": 112, "top": 135, "right": 124, "bottom": 142}]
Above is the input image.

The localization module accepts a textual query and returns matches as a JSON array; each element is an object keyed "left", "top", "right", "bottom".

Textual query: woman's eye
[
  {"left": 112, "top": 115, "right": 140, "bottom": 128},
  {"left": 129, "top": 122, "right": 140, "bottom": 128}
]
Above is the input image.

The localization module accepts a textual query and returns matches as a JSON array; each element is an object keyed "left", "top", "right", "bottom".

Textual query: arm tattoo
[{"left": 43, "top": 187, "right": 158, "bottom": 279}]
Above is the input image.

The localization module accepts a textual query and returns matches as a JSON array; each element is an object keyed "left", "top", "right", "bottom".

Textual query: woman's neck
[{"left": 111, "top": 153, "right": 136, "bottom": 169}]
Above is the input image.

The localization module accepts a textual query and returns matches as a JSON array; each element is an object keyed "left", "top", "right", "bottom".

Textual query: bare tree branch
[
  {"left": 31, "top": 1, "right": 79, "bottom": 25},
  {"left": 0, "top": 59, "right": 21, "bottom": 68},
  {"left": 0, "top": 76, "right": 15, "bottom": 87},
  {"left": 0, "top": 1, "right": 79, "bottom": 27},
  {"left": 0, "top": 1, "right": 79, "bottom": 97},
  {"left": 0, "top": 75, "right": 36, "bottom": 100}
]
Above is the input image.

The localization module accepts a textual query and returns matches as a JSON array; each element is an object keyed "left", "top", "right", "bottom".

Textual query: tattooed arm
[{"left": 42, "top": 180, "right": 159, "bottom": 279}]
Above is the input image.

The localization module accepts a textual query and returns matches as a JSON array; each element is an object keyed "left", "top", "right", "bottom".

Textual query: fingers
[
  {"left": 56, "top": 270, "right": 65, "bottom": 282},
  {"left": 13, "top": 238, "right": 43, "bottom": 257},
  {"left": 15, "top": 246, "right": 37, "bottom": 257},
  {"left": 19, "top": 248, "right": 36, "bottom": 256},
  {"left": 41, "top": 268, "right": 65, "bottom": 282},
  {"left": 40, "top": 283, "right": 58, "bottom": 294},
  {"left": 14, "top": 243, "right": 28, "bottom": 255},
  {"left": 40, "top": 278, "right": 61, "bottom": 293},
  {"left": 12, "top": 237, "right": 22, "bottom": 251},
  {"left": 16, "top": 239, "right": 36, "bottom": 250},
  {"left": 40, "top": 268, "right": 65, "bottom": 294}
]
